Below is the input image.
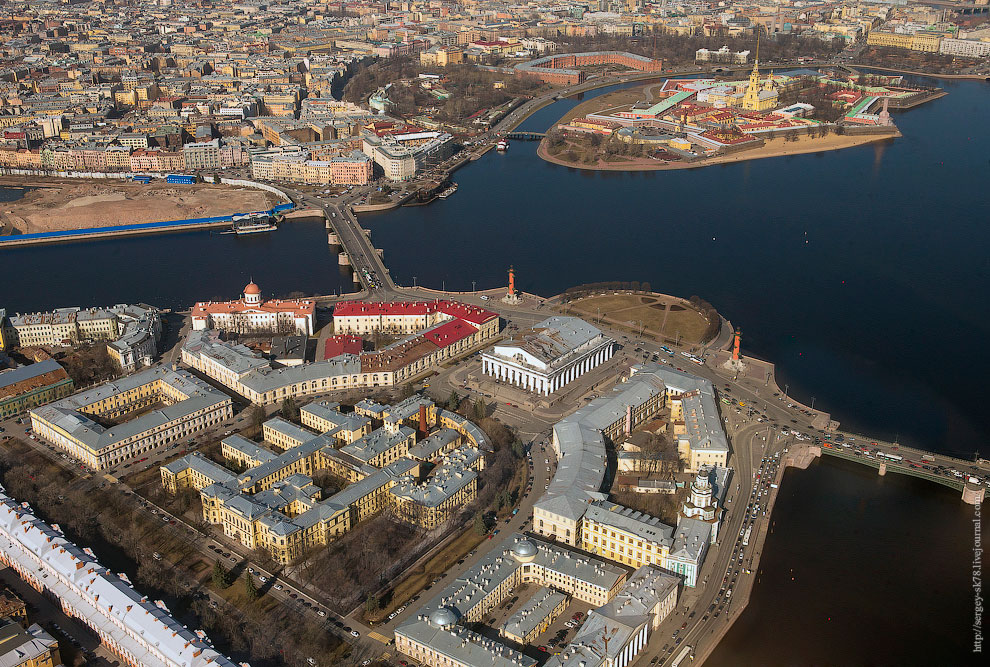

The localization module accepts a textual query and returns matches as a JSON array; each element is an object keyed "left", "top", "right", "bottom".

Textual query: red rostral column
[
  {"left": 419, "top": 404, "right": 428, "bottom": 436},
  {"left": 508, "top": 266, "right": 516, "bottom": 295},
  {"left": 732, "top": 330, "right": 742, "bottom": 362}
]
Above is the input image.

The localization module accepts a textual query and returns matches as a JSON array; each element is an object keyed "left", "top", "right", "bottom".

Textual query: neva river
[
  {"left": 366, "top": 76, "right": 990, "bottom": 460},
  {"left": 1, "top": 74, "right": 986, "bottom": 664}
]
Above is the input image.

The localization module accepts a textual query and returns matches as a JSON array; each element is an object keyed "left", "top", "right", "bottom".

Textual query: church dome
[
  {"left": 244, "top": 282, "right": 261, "bottom": 295},
  {"left": 429, "top": 607, "right": 458, "bottom": 628}
]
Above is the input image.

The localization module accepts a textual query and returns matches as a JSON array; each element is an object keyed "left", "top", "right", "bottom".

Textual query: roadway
[
  {"left": 366, "top": 432, "right": 559, "bottom": 641},
  {"left": 276, "top": 185, "right": 397, "bottom": 296}
]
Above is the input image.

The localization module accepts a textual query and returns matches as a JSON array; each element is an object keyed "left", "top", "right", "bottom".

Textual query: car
[
  {"left": 274, "top": 584, "right": 283, "bottom": 591},
  {"left": 317, "top": 610, "right": 326, "bottom": 617},
  {"left": 259, "top": 576, "right": 268, "bottom": 583},
  {"left": 290, "top": 593, "right": 298, "bottom": 598},
  {"left": 350, "top": 630, "right": 360, "bottom": 637},
  {"left": 228, "top": 556, "right": 236, "bottom": 563}
]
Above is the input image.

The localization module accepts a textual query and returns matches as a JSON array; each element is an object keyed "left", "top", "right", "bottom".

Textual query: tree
[
  {"left": 244, "top": 573, "right": 259, "bottom": 601},
  {"left": 446, "top": 390, "right": 460, "bottom": 411},
  {"left": 365, "top": 594, "right": 380, "bottom": 614},
  {"left": 212, "top": 560, "right": 232, "bottom": 589},
  {"left": 248, "top": 405, "right": 266, "bottom": 428},
  {"left": 511, "top": 440, "right": 525, "bottom": 459},
  {"left": 496, "top": 489, "right": 511, "bottom": 511},
  {"left": 473, "top": 512, "right": 487, "bottom": 535},
  {"left": 281, "top": 396, "right": 299, "bottom": 421},
  {"left": 473, "top": 399, "right": 486, "bottom": 422}
]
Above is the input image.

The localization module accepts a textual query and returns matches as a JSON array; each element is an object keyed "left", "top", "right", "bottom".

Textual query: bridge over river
[
  {"left": 505, "top": 131, "right": 546, "bottom": 141},
  {"left": 818, "top": 445, "right": 985, "bottom": 503}
]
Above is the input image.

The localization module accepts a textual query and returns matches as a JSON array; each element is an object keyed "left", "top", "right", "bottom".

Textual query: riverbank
[
  {"left": 0, "top": 201, "right": 295, "bottom": 247},
  {"left": 0, "top": 179, "right": 276, "bottom": 236},
  {"left": 849, "top": 63, "right": 990, "bottom": 80},
  {"left": 537, "top": 130, "right": 900, "bottom": 172},
  {"left": 695, "top": 443, "right": 821, "bottom": 666}
]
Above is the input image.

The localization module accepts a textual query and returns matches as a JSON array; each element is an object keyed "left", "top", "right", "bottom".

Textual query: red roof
[
  {"left": 422, "top": 320, "right": 474, "bottom": 348},
  {"left": 434, "top": 300, "right": 498, "bottom": 326},
  {"left": 333, "top": 301, "right": 430, "bottom": 317},
  {"left": 332, "top": 300, "right": 497, "bottom": 325},
  {"left": 324, "top": 335, "right": 363, "bottom": 360},
  {"left": 191, "top": 297, "right": 314, "bottom": 320}
]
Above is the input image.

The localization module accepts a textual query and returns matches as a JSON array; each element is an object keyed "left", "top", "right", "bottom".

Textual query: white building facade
[{"left": 481, "top": 316, "right": 614, "bottom": 395}]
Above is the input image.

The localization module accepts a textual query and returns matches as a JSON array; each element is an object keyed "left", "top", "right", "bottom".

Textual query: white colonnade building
[{"left": 481, "top": 316, "right": 614, "bottom": 395}]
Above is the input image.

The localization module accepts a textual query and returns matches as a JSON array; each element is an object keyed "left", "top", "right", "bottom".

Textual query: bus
[
  {"left": 671, "top": 645, "right": 694, "bottom": 667},
  {"left": 742, "top": 526, "right": 752, "bottom": 547},
  {"left": 876, "top": 451, "right": 903, "bottom": 462}
]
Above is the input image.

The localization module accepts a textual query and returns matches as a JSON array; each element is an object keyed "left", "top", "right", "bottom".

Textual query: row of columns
[
  {"left": 616, "top": 624, "right": 649, "bottom": 667},
  {"left": 482, "top": 343, "right": 614, "bottom": 395}
]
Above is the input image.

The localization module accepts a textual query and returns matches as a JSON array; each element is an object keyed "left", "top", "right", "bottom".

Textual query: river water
[
  {"left": 364, "top": 76, "right": 990, "bottom": 459},
  {"left": 0, "top": 74, "right": 985, "bottom": 663},
  {"left": 707, "top": 455, "right": 981, "bottom": 666}
]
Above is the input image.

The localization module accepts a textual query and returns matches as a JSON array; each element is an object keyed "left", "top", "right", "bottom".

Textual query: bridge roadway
[
  {"left": 820, "top": 446, "right": 965, "bottom": 490},
  {"left": 276, "top": 185, "right": 400, "bottom": 298}
]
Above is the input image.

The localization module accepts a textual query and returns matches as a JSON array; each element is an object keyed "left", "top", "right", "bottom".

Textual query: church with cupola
[
  {"left": 190, "top": 280, "right": 316, "bottom": 336},
  {"left": 679, "top": 465, "right": 728, "bottom": 543}
]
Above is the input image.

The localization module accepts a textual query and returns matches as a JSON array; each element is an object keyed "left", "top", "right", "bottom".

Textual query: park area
[{"left": 563, "top": 292, "right": 716, "bottom": 345}]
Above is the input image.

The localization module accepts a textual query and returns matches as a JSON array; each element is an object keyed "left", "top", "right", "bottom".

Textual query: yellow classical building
[
  {"left": 741, "top": 60, "right": 778, "bottom": 112},
  {"left": 162, "top": 398, "right": 488, "bottom": 564},
  {"left": 867, "top": 30, "right": 941, "bottom": 52}
]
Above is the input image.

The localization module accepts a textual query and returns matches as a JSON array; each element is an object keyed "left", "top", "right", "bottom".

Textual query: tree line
[
  {"left": 342, "top": 56, "right": 540, "bottom": 122},
  {"left": 687, "top": 295, "right": 722, "bottom": 344},
  {"left": 0, "top": 440, "right": 349, "bottom": 666},
  {"left": 561, "top": 281, "right": 654, "bottom": 302},
  {"left": 552, "top": 28, "right": 845, "bottom": 66}
]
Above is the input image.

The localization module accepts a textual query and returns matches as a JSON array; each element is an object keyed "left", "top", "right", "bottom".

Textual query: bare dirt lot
[{"left": 2, "top": 181, "right": 277, "bottom": 234}]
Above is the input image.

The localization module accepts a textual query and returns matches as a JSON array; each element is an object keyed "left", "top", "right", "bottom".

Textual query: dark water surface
[{"left": 707, "top": 456, "right": 982, "bottom": 666}]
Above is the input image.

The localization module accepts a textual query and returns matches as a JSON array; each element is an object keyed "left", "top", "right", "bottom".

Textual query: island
[{"left": 538, "top": 65, "right": 944, "bottom": 171}]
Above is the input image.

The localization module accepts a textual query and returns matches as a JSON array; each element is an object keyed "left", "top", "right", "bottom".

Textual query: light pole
[
  {"left": 472, "top": 281, "right": 476, "bottom": 294},
  {"left": 413, "top": 276, "right": 417, "bottom": 288},
  {"left": 810, "top": 396, "right": 816, "bottom": 411},
  {"left": 783, "top": 384, "right": 789, "bottom": 400}
]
